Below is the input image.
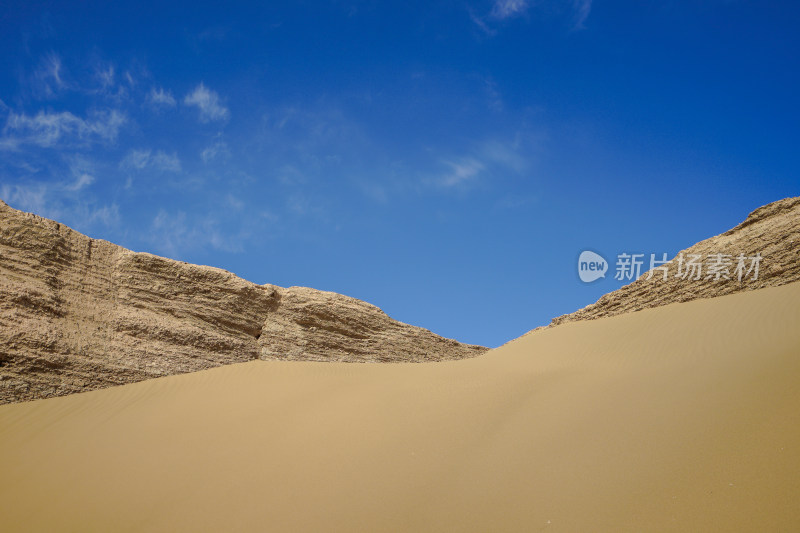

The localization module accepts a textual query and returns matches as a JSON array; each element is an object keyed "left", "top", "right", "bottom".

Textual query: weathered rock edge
[
  {"left": 0, "top": 200, "right": 487, "bottom": 404},
  {"left": 547, "top": 196, "right": 800, "bottom": 328}
]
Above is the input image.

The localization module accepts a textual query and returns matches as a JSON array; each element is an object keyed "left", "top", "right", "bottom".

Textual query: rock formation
[
  {"left": 0, "top": 200, "right": 487, "bottom": 404},
  {"left": 550, "top": 196, "right": 800, "bottom": 326},
  {"left": 3, "top": 196, "right": 797, "bottom": 404}
]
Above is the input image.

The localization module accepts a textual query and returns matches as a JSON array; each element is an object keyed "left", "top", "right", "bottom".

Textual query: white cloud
[
  {"left": 184, "top": 83, "right": 229, "bottom": 122},
  {"left": 473, "top": 0, "right": 592, "bottom": 32},
  {"left": 66, "top": 173, "right": 95, "bottom": 191},
  {"left": 438, "top": 158, "right": 485, "bottom": 187},
  {"left": 277, "top": 164, "right": 306, "bottom": 185},
  {"left": 86, "top": 204, "right": 120, "bottom": 226},
  {"left": 88, "top": 61, "right": 131, "bottom": 101},
  {"left": 285, "top": 191, "right": 328, "bottom": 219},
  {"left": 483, "top": 77, "right": 504, "bottom": 111},
  {"left": 149, "top": 209, "right": 243, "bottom": 256},
  {"left": 0, "top": 181, "right": 119, "bottom": 229},
  {"left": 572, "top": 0, "right": 592, "bottom": 30},
  {"left": 225, "top": 194, "right": 244, "bottom": 210},
  {"left": 490, "top": 0, "right": 529, "bottom": 20},
  {"left": 45, "top": 55, "right": 65, "bottom": 86},
  {"left": 121, "top": 149, "right": 151, "bottom": 170},
  {"left": 120, "top": 148, "right": 181, "bottom": 173},
  {"left": 0, "top": 183, "right": 51, "bottom": 217},
  {"left": 27, "top": 55, "right": 132, "bottom": 101},
  {"left": 3, "top": 111, "right": 80, "bottom": 147},
  {"left": 200, "top": 140, "right": 229, "bottom": 163},
  {"left": 151, "top": 151, "right": 182, "bottom": 172},
  {"left": 1, "top": 109, "right": 126, "bottom": 149},
  {"left": 468, "top": 8, "right": 497, "bottom": 36},
  {"left": 96, "top": 65, "right": 115, "bottom": 91},
  {"left": 32, "top": 53, "right": 66, "bottom": 98},
  {"left": 286, "top": 193, "right": 311, "bottom": 215},
  {"left": 494, "top": 194, "right": 538, "bottom": 210},
  {"left": 479, "top": 140, "right": 528, "bottom": 173},
  {"left": 151, "top": 210, "right": 187, "bottom": 256},
  {"left": 424, "top": 132, "right": 536, "bottom": 191},
  {"left": 65, "top": 155, "right": 97, "bottom": 191},
  {"left": 148, "top": 87, "right": 176, "bottom": 107}
]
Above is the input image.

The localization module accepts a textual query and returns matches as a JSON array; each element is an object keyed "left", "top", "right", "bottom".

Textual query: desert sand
[{"left": 1, "top": 281, "right": 798, "bottom": 532}]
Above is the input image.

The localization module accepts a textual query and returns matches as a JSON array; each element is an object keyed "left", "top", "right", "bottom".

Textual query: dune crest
[{"left": 0, "top": 200, "right": 486, "bottom": 404}]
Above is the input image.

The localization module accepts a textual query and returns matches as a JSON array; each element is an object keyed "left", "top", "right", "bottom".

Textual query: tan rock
[
  {"left": 0, "top": 200, "right": 486, "bottom": 404},
  {"left": 549, "top": 196, "right": 800, "bottom": 327}
]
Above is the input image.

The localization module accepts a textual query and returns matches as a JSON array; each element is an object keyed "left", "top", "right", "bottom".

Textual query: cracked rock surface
[
  {"left": 548, "top": 196, "right": 800, "bottom": 327},
  {"left": 0, "top": 200, "right": 486, "bottom": 404}
]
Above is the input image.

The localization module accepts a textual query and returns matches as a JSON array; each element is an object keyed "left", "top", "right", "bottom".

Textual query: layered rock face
[
  {"left": 0, "top": 200, "right": 486, "bottom": 404},
  {"left": 550, "top": 196, "right": 800, "bottom": 326}
]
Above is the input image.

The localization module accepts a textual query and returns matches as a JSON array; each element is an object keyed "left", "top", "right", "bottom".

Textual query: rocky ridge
[
  {"left": 0, "top": 200, "right": 486, "bottom": 404},
  {"left": 549, "top": 196, "right": 800, "bottom": 327}
]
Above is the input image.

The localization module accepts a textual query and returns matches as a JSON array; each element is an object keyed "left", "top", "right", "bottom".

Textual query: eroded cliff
[{"left": 0, "top": 200, "right": 486, "bottom": 404}]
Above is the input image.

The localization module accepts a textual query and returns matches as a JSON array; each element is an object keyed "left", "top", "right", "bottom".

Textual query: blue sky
[{"left": 1, "top": 1, "right": 797, "bottom": 347}]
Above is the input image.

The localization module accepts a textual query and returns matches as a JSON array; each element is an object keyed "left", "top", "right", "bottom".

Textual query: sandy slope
[{"left": 1, "top": 283, "right": 799, "bottom": 532}]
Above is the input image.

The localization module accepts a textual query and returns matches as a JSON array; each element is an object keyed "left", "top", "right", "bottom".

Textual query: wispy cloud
[
  {"left": 201, "top": 140, "right": 229, "bottom": 163},
  {"left": 1, "top": 109, "right": 126, "bottom": 149},
  {"left": 85, "top": 204, "right": 120, "bottom": 226},
  {"left": 184, "top": 83, "right": 229, "bottom": 122},
  {"left": 286, "top": 192, "right": 313, "bottom": 215},
  {"left": 425, "top": 133, "right": 536, "bottom": 191},
  {"left": 478, "top": 139, "right": 529, "bottom": 173},
  {"left": 32, "top": 53, "right": 67, "bottom": 98},
  {"left": 120, "top": 149, "right": 150, "bottom": 170},
  {"left": 65, "top": 173, "right": 95, "bottom": 191},
  {"left": 120, "top": 148, "right": 182, "bottom": 173},
  {"left": 150, "top": 151, "right": 182, "bottom": 172},
  {"left": 65, "top": 154, "right": 97, "bottom": 191},
  {"left": 95, "top": 64, "right": 115, "bottom": 91},
  {"left": 148, "top": 87, "right": 176, "bottom": 107},
  {"left": 1, "top": 179, "right": 119, "bottom": 229},
  {"left": 468, "top": 8, "right": 496, "bottom": 36},
  {"left": 490, "top": 0, "right": 530, "bottom": 20},
  {"left": 149, "top": 209, "right": 244, "bottom": 256},
  {"left": 470, "top": 0, "right": 530, "bottom": 36},
  {"left": 27, "top": 55, "right": 134, "bottom": 102},
  {"left": 0, "top": 183, "right": 50, "bottom": 216},
  {"left": 572, "top": 0, "right": 592, "bottom": 30},
  {"left": 150, "top": 209, "right": 188, "bottom": 256},
  {"left": 86, "top": 61, "right": 133, "bottom": 102},
  {"left": 472, "top": 0, "right": 592, "bottom": 33},
  {"left": 437, "top": 158, "right": 485, "bottom": 187},
  {"left": 483, "top": 77, "right": 504, "bottom": 111},
  {"left": 225, "top": 193, "right": 244, "bottom": 210}
]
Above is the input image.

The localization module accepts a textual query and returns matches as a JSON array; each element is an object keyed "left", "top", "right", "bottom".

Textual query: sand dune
[{"left": 1, "top": 282, "right": 799, "bottom": 531}]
